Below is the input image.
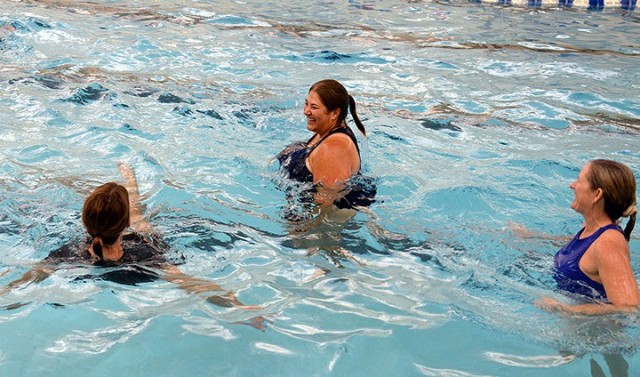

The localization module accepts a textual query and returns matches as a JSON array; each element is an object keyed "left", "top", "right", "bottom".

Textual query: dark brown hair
[
  {"left": 309, "top": 79, "right": 366, "bottom": 136},
  {"left": 82, "top": 182, "right": 130, "bottom": 259},
  {"left": 588, "top": 159, "right": 637, "bottom": 241}
]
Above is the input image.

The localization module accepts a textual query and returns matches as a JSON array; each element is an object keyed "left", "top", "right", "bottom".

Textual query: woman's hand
[
  {"left": 535, "top": 296, "right": 568, "bottom": 313},
  {"left": 509, "top": 222, "right": 537, "bottom": 239},
  {"left": 118, "top": 162, "right": 136, "bottom": 182}
]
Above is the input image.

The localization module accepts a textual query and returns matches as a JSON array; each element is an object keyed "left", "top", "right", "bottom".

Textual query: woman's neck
[
  {"left": 582, "top": 212, "right": 614, "bottom": 237},
  {"left": 315, "top": 121, "right": 343, "bottom": 141},
  {"left": 89, "top": 235, "right": 125, "bottom": 262},
  {"left": 100, "top": 243, "right": 124, "bottom": 261}
]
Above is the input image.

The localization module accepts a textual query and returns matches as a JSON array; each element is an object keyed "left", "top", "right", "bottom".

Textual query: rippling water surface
[{"left": 1, "top": 1, "right": 640, "bottom": 376}]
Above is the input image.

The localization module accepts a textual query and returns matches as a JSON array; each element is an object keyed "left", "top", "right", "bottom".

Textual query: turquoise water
[{"left": 1, "top": 1, "right": 639, "bottom": 376}]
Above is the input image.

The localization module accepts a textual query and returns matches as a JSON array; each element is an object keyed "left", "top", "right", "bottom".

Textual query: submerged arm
[
  {"left": 0, "top": 265, "right": 53, "bottom": 296},
  {"left": 161, "top": 265, "right": 256, "bottom": 309},
  {"left": 535, "top": 296, "right": 638, "bottom": 315},
  {"left": 509, "top": 222, "right": 571, "bottom": 246}
]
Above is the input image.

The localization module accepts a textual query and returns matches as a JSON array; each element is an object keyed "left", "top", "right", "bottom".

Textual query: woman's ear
[
  {"left": 592, "top": 187, "right": 604, "bottom": 203},
  {"left": 330, "top": 108, "right": 340, "bottom": 123}
]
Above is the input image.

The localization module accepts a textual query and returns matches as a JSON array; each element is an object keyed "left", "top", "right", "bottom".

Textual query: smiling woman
[
  {"left": 276, "top": 79, "right": 376, "bottom": 214},
  {"left": 537, "top": 159, "right": 639, "bottom": 314}
]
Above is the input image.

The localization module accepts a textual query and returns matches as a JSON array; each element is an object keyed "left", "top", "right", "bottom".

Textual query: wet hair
[
  {"left": 82, "top": 182, "right": 130, "bottom": 259},
  {"left": 309, "top": 79, "right": 366, "bottom": 136},
  {"left": 588, "top": 159, "right": 637, "bottom": 241}
]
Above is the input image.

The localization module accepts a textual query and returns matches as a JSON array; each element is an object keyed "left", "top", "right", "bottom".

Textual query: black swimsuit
[
  {"left": 277, "top": 126, "right": 376, "bottom": 209},
  {"left": 45, "top": 232, "right": 170, "bottom": 285}
]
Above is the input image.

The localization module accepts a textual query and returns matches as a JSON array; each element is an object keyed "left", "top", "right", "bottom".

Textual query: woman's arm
[
  {"left": 161, "top": 265, "right": 257, "bottom": 309},
  {"left": 594, "top": 232, "right": 640, "bottom": 307},
  {"left": 118, "top": 163, "right": 152, "bottom": 233},
  {"left": 535, "top": 296, "right": 637, "bottom": 315},
  {"left": 536, "top": 231, "right": 640, "bottom": 315},
  {"left": 118, "top": 163, "right": 257, "bottom": 309},
  {"left": 307, "top": 134, "right": 360, "bottom": 207},
  {"left": 0, "top": 266, "right": 52, "bottom": 296},
  {"left": 509, "top": 222, "right": 571, "bottom": 246}
]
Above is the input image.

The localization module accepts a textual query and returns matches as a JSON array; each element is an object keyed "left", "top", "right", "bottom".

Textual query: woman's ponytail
[
  {"left": 92, "top": 235, "right": 104, "bottom": 259},
  {"left": 623, "top": 205, "right": 637, "bottom": 241},
  {"left": 349, "top": 95, "right": 366, "bottom": 136}
]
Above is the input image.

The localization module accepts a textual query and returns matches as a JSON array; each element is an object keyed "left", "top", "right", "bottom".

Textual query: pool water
[{"left": 1, "top": 1, "right": 639, "bottom": 376}]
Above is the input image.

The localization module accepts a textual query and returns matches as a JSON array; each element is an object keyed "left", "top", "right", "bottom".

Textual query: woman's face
[
  {"left": 303, "top": 90, "right": 339, "bottom": 136},
  {"left": 570, "top": 163, "right": 599, "bottom": 214}
]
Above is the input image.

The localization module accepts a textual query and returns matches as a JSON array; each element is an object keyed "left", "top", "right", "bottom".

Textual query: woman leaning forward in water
[
  {"left": 537, "top": 159, "right": 639, "bottom": 315},
  {"left": 1, "top": 163, "right": 255, "bottom": 309}
]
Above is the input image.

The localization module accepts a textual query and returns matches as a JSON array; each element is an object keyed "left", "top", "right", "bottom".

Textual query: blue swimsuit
[
  {"left": 553, "top": 224, "right": 622, "bottom": 300},
  {"left": 277, "top": 126, "right": 376, "bottom": 209}
]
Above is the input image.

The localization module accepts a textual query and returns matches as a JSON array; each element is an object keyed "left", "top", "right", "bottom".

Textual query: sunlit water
[{"left": 1, "top": 1, "right": 639, "bottom": 376}]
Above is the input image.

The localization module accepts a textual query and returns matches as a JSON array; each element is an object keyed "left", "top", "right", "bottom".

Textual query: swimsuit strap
[
  {"left": 306, "top": 125, "right": 360, "bottom": 157},
  {"left": 580, "top": 223, "right": 623, "bottom": 240}
]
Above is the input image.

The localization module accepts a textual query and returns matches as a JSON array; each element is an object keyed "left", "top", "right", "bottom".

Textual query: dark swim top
[
  {"left": 278, "top": 125, "right": 361, "bottom": 182},
  {"left": 277, "top": 125, "right": 376, "bottom": 209},
  {"left": 553, "top": 224, "right": 622, "bottom": 300},
  {"left": 45, "top": 232, "right": 169, "bottom": 285}
]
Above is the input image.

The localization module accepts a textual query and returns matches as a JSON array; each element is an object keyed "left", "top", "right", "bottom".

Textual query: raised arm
[
  {"left": 118, "top": 163, "right": 152, "bottom": 234},
  {"left": 117, "top": 164, "right": 259, "bottom": 310}
]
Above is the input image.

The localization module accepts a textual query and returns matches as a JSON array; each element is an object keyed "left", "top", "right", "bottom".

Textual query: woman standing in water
[
  {"left": 277, "top": 79, "right": 375, "bottom": 211},
  {"left": 537, "top": 159, "right": 639, "bottom": 314},
  {"left": 275, "top": 79, "right": 377, "bottom": 266}
]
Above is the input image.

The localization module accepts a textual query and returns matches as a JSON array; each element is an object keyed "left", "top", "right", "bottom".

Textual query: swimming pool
[{"left": 1, "top": 0, "right": 639, "bottom": 376}]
